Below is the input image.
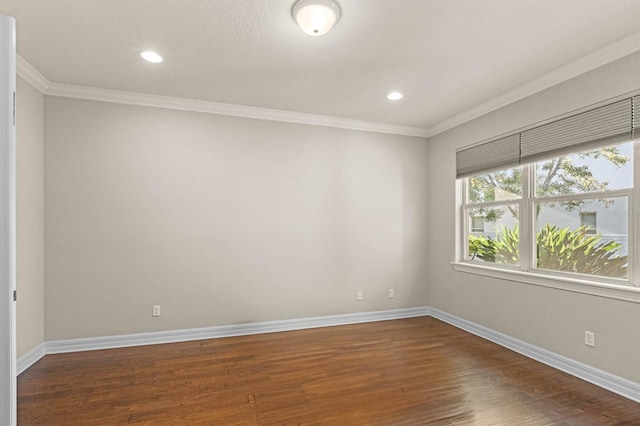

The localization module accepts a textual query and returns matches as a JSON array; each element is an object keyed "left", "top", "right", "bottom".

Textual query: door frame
[{"left": 0, "top": 14, "right": 17, "bottom": 426}]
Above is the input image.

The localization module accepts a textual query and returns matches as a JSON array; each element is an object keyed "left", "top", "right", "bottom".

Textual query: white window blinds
[
  {"left": 456, "top": 95, "right": 638, "bottom": 179},
  {"left": 456, "top": 134, "right": 520, "bottom": 178}
]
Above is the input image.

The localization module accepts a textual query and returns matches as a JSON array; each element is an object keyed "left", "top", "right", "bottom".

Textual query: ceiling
[{"left": 1, "top": 0, "right": 640, "bottom": 135}]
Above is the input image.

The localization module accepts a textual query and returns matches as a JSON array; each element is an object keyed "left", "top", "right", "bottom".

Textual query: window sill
[{"left": 451, "top": 262, "right": 640, "bottom": 304}]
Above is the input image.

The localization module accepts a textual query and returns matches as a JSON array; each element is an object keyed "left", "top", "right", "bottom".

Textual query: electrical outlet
[
  {"left": 357, "top": 291, "right": 363, "bottom": 301},
  {"left": 584, "top": 331, "right": 595, "bottom": 347},
  {"left": 152, "top": 305, "right": 161, "bottom": 317},
  {"left": 389, "top": 288, "right": 395, "bottom": 298}
]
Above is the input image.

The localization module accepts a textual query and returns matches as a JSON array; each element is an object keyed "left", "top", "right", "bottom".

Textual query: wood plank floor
[{"left": 18, "top": 317, "right": 640, "bottom": 425}]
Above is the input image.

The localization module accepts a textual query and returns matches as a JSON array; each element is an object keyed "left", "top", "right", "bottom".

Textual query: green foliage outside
[
  {"left": 469, "top": 224, "right": 628, "bottom": 279},
  {"left": 468, "top": 145, "right": 630, "bottom": 221},
  {"left": 467, "top": 143, "right": 630, "bottom": 279}
]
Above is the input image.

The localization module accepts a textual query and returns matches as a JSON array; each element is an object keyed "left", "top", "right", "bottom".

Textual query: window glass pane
[
  {"left": 535, "top": 142, "right": 633, "bottom": 198},
  {"left": 467, "top": 167, "right": 521, "bottom": 203},
  {"left": 467, "top": 205, "right": 519, "bottom": 265},
  {"left": 535, "top": 197, "right": 628, "bottom": 279}
]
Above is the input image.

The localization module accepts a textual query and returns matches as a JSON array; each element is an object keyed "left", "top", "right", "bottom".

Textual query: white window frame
[
  {"left": 458, "top": 140, "right": 638, "bottom": 288},
  {"left": 461, "top": 169, "right": 525, "bottom": 272}
]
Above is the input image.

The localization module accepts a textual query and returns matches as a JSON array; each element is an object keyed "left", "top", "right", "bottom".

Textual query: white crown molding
[
  {"left": 44, "top": 307, "right": 430, "bottom": 354},
  {"left": 16, "top": 29, "right": 640, "bottom": 140},
  {"left": 424, "top": 29, "right": 640, "bottom": 137},
  {"left": 429, "top": 307, "right": 640, "bottom": 404},
  {"left": 16, "top": 55, "right": 49, "bottom": 93},
  {"left": 16, "top": 54, "right": 429, "bottom": 138},
  {"left": 45, "top": 82, "right": 431, "bottom": 137}
]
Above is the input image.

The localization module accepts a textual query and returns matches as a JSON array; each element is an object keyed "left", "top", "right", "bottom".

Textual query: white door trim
[{"left": 0, "top": 15, "right": 17, "bottom": 426}]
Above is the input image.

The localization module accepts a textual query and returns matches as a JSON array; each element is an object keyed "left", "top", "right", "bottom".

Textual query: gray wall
[
  {"left": 43, "top": 97, "right": 429, "bottom": 340},
  {"left": 16, "top": 76, "right": 44, "bottom": 358},
  {"left": 20, "top": 49, "right": 640, "bottom": 386},
  {"left": 427, "top": 52, "right": 640, "bottom": 382}
]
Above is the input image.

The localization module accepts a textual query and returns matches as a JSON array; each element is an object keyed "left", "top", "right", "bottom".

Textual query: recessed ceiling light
[
  {"left": 140, "top": 51, "right": 163, "bottom": 63},
  {"left": 387, "top": 91, "right": 403, "bottom": 101}
]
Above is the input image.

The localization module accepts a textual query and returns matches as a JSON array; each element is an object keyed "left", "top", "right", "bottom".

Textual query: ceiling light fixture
[
  {"left": 140, "top": 51, "right": 163, "bottom": 63},
  {"left": 387, "top": 91, "right": 403, "bottom": 101},
  {"left": 292, "top": 0, "right": 341, "bottom": 36}
]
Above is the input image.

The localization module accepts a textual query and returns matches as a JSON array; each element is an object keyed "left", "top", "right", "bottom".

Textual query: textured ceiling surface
[{"left": 1, "top": 0, "right": 640, "bottom": 129}]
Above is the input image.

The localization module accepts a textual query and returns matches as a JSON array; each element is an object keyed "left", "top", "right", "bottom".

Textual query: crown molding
[
  {"left": 16, "top": 55, "right": 49, "bottom": 93},
  {"left": 424, "top": 29, "right": 640, "bottom": 137},
  {"left": 45, "top": 82, "right": 430, "bottom": 137},
  {"left": 16, "top": 55, "right": 429, "bottom": 138},
  {"left": 16, "top": 29, "right": 640, "bottom": 139}
]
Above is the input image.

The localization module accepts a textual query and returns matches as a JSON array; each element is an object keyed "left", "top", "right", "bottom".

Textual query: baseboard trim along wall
[
  {"left": 17, "top": 343, "right": 45, "bottom": 375},
  {"left": 43, "top": 307, "right": 430, "bottom": 354},
  {"left": 17, "top": 307, "right": 427, "bottom": 373},
  {"left": 17, "top": 306, "right": 640, "bottom": 403},
  {"left": 428, "top": 307, "right": 640, "bottom": 404}
]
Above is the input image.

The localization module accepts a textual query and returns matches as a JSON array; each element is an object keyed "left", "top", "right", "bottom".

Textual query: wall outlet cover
[{"left": 584, "top": 331, "right": 595, "bottom": 347}]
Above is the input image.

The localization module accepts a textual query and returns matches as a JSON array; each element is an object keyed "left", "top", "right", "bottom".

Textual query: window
[
  {"left": 462, "top": 142, "right": 632, "bottom": 281},
  {"left": 457, "top": 94, "right": 638, "bottom": 285},
  {"left": 579, "top": 212, "right": 597, "bottom": 234},
  {"left": 532, "top": 143, "right": 631, "bottom": 279},
  {"left": 465, "top": 168, "right": 521, "bottom": 266},
  {"left": 470, "top": 216, "right": 485, "bottom": 233}
]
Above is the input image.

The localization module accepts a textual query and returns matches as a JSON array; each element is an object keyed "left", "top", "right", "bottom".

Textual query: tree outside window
[{"left": 465, "top": 142, "right": 632, "bottom": 280}]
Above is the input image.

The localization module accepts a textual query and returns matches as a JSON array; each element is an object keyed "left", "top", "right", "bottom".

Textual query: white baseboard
[
  {"left": 44, "top": 307, "right": 431, "bottom": 354},
  {"left": 428, "top": 307, "right": 640, "bottom": 403},
  {"left": 17, "top": 343, "right": 45, "bottom": 375},
  {"left": 18, "top": 306, "right": 640, "bottom": 404}
]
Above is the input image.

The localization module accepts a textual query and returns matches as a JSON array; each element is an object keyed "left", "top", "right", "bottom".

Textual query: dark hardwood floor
[{"left": 18, "top": 317, "right": 640, "bottom": 425}]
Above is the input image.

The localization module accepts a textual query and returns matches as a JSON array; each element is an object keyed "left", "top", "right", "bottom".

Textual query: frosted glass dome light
[{"left": 292, "top": 0, "right": 341, "bottom": 36}]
